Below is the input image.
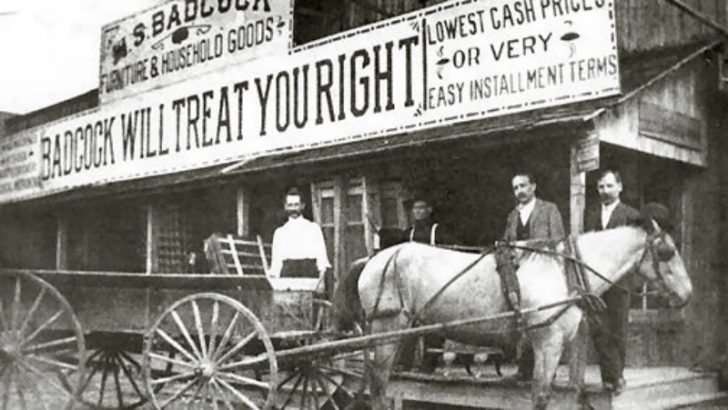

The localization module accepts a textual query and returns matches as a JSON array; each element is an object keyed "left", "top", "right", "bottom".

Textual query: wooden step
[{"left": 605, "top": 370, "right": 724, "bottom": 410}]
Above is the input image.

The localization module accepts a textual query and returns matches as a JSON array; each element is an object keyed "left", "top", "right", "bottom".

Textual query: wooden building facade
[{"left": 1, "top": 0, "right": 728, "bottom": 407}]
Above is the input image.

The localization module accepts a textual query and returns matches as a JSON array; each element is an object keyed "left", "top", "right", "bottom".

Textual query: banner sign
[
  {"left": 0, "top": 133, "right": 40, "bottom": 200},
  {"left": 99, "top": 0, "right": 292, "bottom": 104},
  {"left": 1, "top": 0, "right": 620, "bottom": 203}
]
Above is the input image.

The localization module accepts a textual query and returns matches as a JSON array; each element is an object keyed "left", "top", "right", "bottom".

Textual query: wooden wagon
[{"left": 0, "top": 235, "right": 369, "bottom": 410}]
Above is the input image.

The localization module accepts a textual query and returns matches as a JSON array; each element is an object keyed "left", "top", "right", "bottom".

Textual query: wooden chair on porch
[{"left": 204, "top": 233, "right": 271, "bottom": 276}]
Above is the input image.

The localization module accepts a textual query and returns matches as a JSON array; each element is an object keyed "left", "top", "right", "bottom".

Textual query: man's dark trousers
[{"left": 590, "top": 283, "right": 630, "bottom": 384}]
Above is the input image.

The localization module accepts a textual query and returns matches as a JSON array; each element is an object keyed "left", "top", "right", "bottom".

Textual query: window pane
[
  {"left": 345, "top": 225, "right": 367, "bottom": 267},
  {"left": 321, "top": 197, "right": 335, "bottom": 225},
  {"left": 346, "top": 195, "right": 363, "bottom": 222}
]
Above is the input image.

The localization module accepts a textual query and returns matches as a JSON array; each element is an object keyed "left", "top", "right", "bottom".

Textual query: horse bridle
[{"left": 637, "top": 228, "right": 676, "bottom": 288}]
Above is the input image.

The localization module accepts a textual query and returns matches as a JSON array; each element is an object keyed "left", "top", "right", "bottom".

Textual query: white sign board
[
  {"left": 1, "top": 0, "right": 620, "bottom": 203},
  {"left": 99, "top": 0, "right": 292, "bottom": 104}
]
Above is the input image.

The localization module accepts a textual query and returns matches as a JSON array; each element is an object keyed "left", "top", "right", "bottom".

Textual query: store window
[{"left": 67, "top": 201, "right": 146, "bottom": 273}]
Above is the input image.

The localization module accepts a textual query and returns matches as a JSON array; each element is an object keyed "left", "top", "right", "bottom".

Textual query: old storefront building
[{"left": 1, "top": 0, "right": 728, "bottom": 408}]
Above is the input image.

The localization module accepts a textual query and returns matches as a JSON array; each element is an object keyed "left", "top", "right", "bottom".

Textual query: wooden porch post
[
  {"left": 55, "top": 214, "right": 68, "bottom": 270},
  {"left": 568, "top": 139, "right": 589, "bottom": 386},
  {"left": 236, "top": 187, "right": 250, "bottom": 237},
  {"left": 332, "top": 176, "right": 346, "bottom": 284},
  {"left": 146, "top": 204, "right": 157, "bottom": 274}
]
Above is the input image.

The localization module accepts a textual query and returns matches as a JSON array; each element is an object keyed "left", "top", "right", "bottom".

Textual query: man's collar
[
  {"left": 602, "top": 200, "right": 620, "bottom": 211},
  {"left": 518, "top": 197, "right": 537, "bottom": 211}
]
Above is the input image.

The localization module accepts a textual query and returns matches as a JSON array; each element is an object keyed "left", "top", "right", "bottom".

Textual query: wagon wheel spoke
[
  {"left": 20, "top": 310, "right": 63, "bottom": 347},
  {"left": 117, "top": 353, "right": 145, "bottom": 399},
  {"left": 188, "top": 377, "right": 206, "bottom": 408},
  {"left": 0, "top": 296, "right": 9, "bottom": 332},
  {"left": 210, "top": 379, "right": 236, "bottom": 410},
  {"left": 112, "top": 356, "right": 125, "bottom": 408},
  {"left": 209, "top": 301, "right": 220, "bottom": 359},
  {"left": 22, "top": 336, "right": 77, "bottom": 354},
  {"left": 118, "top": 350, "right": 143, "bottom": 373},
  {"left": 155, "top": 328, "right": 198, "bottom": 364},
  {"left": 279, "top": 372, "right": 304, "bottom": 409},
  {"left": 211, "top": 311, "right": 240, "bottom": 361},
  {"left": 171, "top": 310, "right": 204, "bottom": 362},
  {"left": 17, "top": 287, "right": 46, "bottom": 337},
  {"left": 218, "top": 352, "right": 268, "bottom": 372},
  {"left": 299, "top": 372, "right": 310, "bottom": 410},
  {"left": 159, "top": 377, "right": 198, "bottom": 409},
  {"left": 216, "top": 370, "right": 269, "bottom": 390},
  {"left": 16, "top": 358, "right": 69, "bottom": 396},
  {"left": 10, "top": 277, "right": 21, "bottom": 333},
  {"left": 315, "top": 373, "right": 342, "bottom": 410},
  {"left": 18, "top": 366, "right": 49, "bottom": 410},
  {"left": 149, "top": 352, "right": 195, "bottom": 369},
  {"left": 150, "top": 370, "right": 196, "bottom": 386},
  {"left": 15, "top": 369, "right": 28, "bottom": 410},
  {"left": 1, "top": 365, "right": 12, "bottom": 410},
  {"left": 97, "top": 356, "right": 110, "bottom": 407},
  {"left": 215, "top": 330, "right": 257, "bottom": 365},
  {"left": 217, "top": 378, "right": 261, "bottom": 410},
  {"left": 191, "top": 301, "right": 208, "bottom": 360}
]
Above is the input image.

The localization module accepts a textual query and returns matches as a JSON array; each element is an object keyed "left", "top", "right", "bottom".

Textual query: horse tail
[{"left": 332, "top": 257, "right": 367, "bottom": 332}]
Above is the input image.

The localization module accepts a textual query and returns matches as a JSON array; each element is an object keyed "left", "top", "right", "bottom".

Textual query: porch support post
[
  {"left": 332, "top": 176, "right": 346, "bottom": 285},
  {"left": 55, "top": 214, "right": 68, "bottom": 270},
  {"left": 568, "top": 138, "right": 588, "bottom": 386},
  {"left": 236, "top": 186, "right": 250, "bottom": 237},
  {"left": 146, "top": 204, "right": 157, "bottom": 274}
]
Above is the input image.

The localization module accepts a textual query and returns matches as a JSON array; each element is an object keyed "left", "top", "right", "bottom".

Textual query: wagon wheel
[
  {"left": 274, "top": 323, "right": 370, "bottom": 410},
  {"left": 143, "top": 293, "right": 278, "bottom": 410},
  {"left": 0, "top": 271, "right": 86, "bottom": 410},
  {"left": 80, "top": 344, "right": 175, "bottom": 409}
]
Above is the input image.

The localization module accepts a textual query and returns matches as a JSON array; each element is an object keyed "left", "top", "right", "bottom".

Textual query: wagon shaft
[{"left": 275, "top": 296, "right": 582, "bottom": 362}]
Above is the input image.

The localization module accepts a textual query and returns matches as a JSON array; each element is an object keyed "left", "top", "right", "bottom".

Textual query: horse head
[{"left": 635, "top": 203, "right": 692, "bottom": 308}]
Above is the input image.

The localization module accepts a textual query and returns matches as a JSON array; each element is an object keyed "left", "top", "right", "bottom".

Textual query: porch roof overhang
[{"left": 9, "top": 41, "right": 719, "bottom": 208}]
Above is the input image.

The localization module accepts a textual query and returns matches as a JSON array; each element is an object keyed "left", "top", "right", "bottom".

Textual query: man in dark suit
[
  {"left": 585, "top": 169, "right": 640, "bottom": 395},
  {"left": 503, "top": 173, "right": 565, "bottom": 242},
  {"left": 406, "top": 196, "right": 455, "bottom": 245},
  {"left": 503, "top": 172, "right": 565, "bottom": 380}
]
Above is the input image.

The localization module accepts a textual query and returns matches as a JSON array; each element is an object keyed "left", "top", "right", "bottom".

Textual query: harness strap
[
  {"left": 410, "top": 251, "right": 490, "bottom": 325},
  {"left": 371, "top": 248, "right": 407, "bottom": 321},
  {"left": 564, "top": 236, "right": 606, "bottom": 313}
]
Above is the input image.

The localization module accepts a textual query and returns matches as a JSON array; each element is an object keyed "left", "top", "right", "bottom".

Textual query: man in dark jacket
[
  {"left": 585, "top": 169, "right": 640, "bottom": 396},
  {"left": 406, "top": 197, "right": 455, "bottom": 245},
  {"left": 503, "top": 172, "right": 565, "bottom": 381},
  {"left": 503, "top": 173, "right": 565, "bottom": 242}
]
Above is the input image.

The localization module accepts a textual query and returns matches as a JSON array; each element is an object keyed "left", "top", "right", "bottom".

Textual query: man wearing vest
[
  {"left": 585, "top": 169, "right": 640, "bottom": 396},
  {"left": 503, "top": 172, "right": 565, "bottom": 381},
  {"left": 270, "top": 188, "right": 330, "bottom": 292}
]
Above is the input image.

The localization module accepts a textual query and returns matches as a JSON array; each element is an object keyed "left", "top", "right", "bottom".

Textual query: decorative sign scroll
[{"left": 1, "top": 0, "right": 620, "bottom": 203}]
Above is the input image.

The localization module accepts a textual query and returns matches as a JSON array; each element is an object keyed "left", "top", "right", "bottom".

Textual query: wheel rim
[
  {"left": 143, "top": 293, "right": 277, "bottom": 410},
  {"left": 0, "top": 271, "right": 86, "bottom": 410}
]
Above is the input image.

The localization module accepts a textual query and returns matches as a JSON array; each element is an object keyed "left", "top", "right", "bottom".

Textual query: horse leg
[
  {"left": 531, "top": 331, "right": 565, "bottom": 410},
  {"left": 368, "top": 315, "right": 407, "bottom": 410}
]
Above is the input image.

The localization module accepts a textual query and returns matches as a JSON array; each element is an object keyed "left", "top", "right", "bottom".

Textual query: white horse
[{"left": 351, "top": 212, "right": 692, "bottom": 410}]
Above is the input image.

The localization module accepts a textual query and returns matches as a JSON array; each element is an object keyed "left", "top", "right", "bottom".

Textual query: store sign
[
  {"left": 575, "top": 133, "right": 600, "bottom": 173},
  {"left": 0, "top": 133, "right": 40, "bottom": 200},
  {"left": 1, "top": 0, "right": 619, "bottom": 203},
  {"left": 99, "top": 0, "right": 292, "bottom": 104}
]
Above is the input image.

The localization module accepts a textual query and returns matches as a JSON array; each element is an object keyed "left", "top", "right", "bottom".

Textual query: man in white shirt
[
  {"left": 586, "top": 169, "right": 640, "bottom": 396},
  {"left": 270, "top": 188, "right": 330, "bottom": 283}
]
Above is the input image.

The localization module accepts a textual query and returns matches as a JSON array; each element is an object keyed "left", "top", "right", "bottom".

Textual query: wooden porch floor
[{"left": 384, "top": 365, "right": 726, "bottom": 409}]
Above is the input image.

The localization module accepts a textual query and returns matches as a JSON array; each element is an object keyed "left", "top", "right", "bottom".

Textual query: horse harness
[{"left": 367, "top": 229, "right": 674, "bottom": 335}]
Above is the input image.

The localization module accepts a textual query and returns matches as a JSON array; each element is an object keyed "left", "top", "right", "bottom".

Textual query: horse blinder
[{"left": 654, "top": 239, "right": 675, "bottom": 262}]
